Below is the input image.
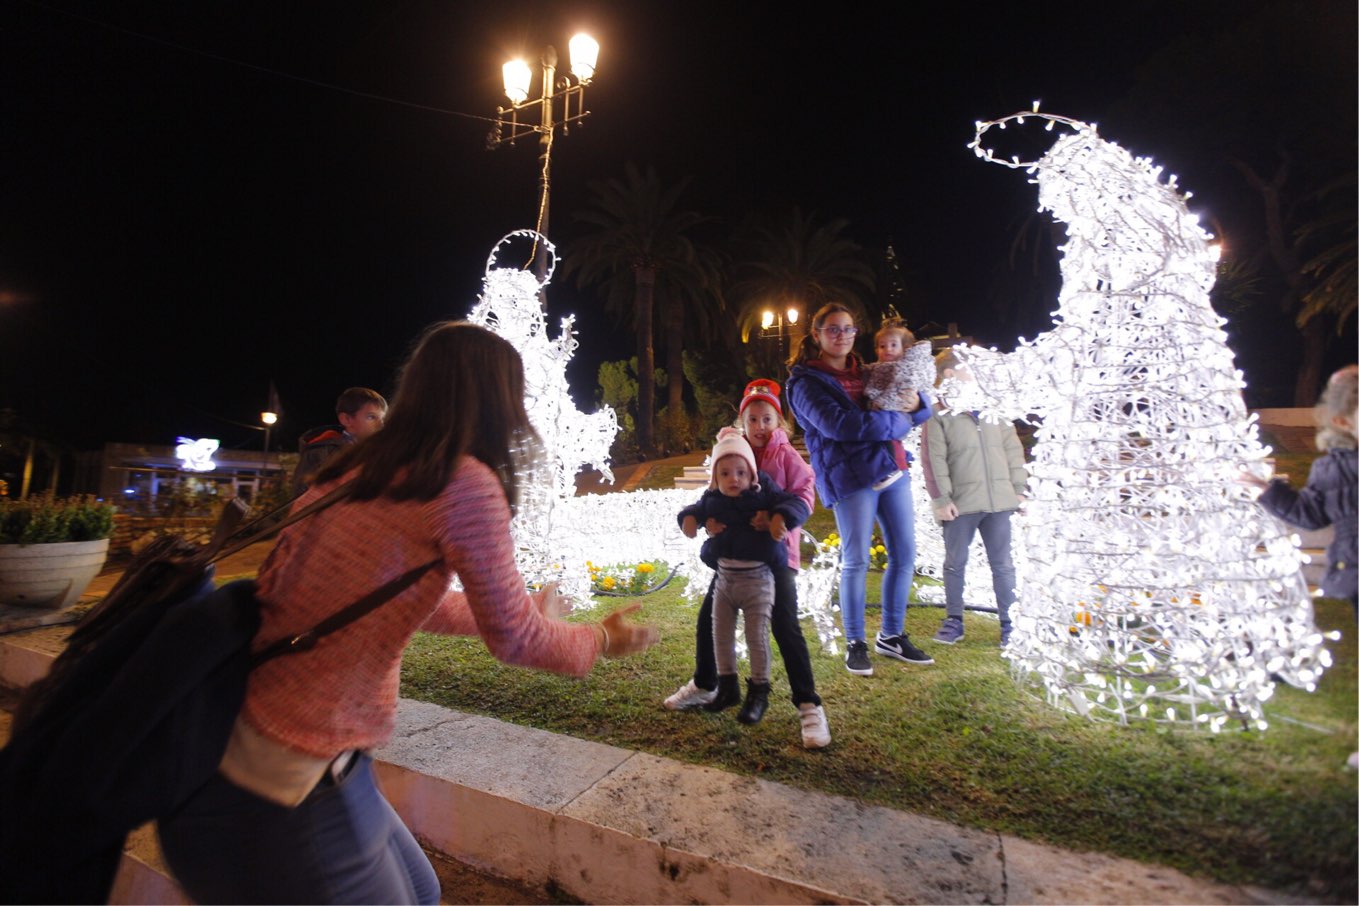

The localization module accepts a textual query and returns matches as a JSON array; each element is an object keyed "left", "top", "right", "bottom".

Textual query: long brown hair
[
  {"left": 314, "top": 321, "right": 538, "bottom": 507},
  {"left": 786, "top": 302, "right": 854, "bottom": 369}
]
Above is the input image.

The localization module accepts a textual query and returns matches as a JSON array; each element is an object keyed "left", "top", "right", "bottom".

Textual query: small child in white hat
[{"left": 677, "top": 430, "right": 810, "bottom": 725}]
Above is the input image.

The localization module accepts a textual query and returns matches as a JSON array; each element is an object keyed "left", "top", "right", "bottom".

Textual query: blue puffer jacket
[
  {"left": 1259, "top": 447, "right": 1357, "bottom": 603},
  {"left": 786, "top": 363, "right": 933, "bottom": 508}
]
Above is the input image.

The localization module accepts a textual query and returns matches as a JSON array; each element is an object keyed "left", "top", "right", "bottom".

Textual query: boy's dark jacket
[{"left": 677, "top": 472, "right": 810, "bottom": 570}]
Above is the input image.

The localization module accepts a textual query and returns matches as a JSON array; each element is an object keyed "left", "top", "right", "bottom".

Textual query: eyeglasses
[{"left": 817, "top": 325, "right": 858, "bottom": 338}]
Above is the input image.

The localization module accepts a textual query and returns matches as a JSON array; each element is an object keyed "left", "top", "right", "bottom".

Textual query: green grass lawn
[
  {"left": 401, "top": 450, "right": 1357, "bottom": 900},
  {"left": 402, "top": 576, "right": 1357, "bottom": 901}
]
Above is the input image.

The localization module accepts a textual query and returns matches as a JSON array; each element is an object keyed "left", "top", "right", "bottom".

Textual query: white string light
[{"left": 944, "top": 111, "right": 1332, "bottom": 731}]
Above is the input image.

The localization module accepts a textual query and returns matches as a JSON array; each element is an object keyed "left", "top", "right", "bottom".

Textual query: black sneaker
[
  {"left": 875, "top": 632, "right": 934, "bottom": 665},
  {"left": 844, "top": 640, "right": 873, "bottom": 676}
]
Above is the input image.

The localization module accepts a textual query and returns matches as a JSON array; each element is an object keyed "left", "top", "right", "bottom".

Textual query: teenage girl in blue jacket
[{"left": 785, "top": 303, "right": 934, "bottom": 675}]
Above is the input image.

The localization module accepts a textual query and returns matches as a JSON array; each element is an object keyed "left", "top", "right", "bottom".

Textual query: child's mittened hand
[
  {"left": 681, "top": 515, "right": 699, "bottom": 538},
  {"left": 769, "top": 513, "right": 788, "bottom": 541},
  {"left": 598, "top": 602, "right": 661, "bottom": 658}
]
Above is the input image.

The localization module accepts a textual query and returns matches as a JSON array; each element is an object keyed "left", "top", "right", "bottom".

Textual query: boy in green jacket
[{"left": 920, "top": 350, "right": 1028, "bottom": 646}]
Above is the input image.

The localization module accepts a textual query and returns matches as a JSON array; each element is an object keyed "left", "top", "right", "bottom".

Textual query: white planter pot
[{"left": 0, "top": 539, "right": 111, "bottom": 610}]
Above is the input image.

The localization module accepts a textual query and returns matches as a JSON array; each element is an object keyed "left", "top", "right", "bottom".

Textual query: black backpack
[{"left": 0, "top": 489, "right": 436, "bottom": 904}]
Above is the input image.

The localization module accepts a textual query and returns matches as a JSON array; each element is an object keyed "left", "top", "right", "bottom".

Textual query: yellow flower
[{"left": 637, "top": 563, "right": 654, "bottom": 573}]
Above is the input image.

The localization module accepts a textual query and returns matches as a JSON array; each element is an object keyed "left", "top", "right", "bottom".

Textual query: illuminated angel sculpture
[
  {"left": 465, "top": 231, "right": 843, "bottom": 648},
  {"left": 947, "top": 110, "right": 1331, "bottom": 730}
]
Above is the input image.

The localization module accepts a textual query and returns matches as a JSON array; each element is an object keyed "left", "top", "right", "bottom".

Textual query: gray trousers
[
  {"left": 712, "top": 563, "right": 774, "bottom": 682},
  {"left": 941, "top": 510, "right": 1016, "bottom": 626}
]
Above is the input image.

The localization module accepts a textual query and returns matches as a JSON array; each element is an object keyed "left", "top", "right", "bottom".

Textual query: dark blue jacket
[
  {"left": 786, "top": 363, "right": 933, "bottom": 508},
  {"left": 1259, "top": 447, "right": 1357, "bottom": 603},
  {"left": 677, "top": 473, "right": 810, "bottom": 570}
]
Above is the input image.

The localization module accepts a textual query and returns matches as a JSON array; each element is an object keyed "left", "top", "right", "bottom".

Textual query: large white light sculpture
[
  {"left": 465, "top": 231, "right": 843, "bottom": 648},
  {"left": 945, "top": 109, "right": 1332, "bottom": 731}
]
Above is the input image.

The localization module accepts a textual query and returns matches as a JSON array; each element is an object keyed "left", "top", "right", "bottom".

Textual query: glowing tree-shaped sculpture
[{"left": 948, "top": 110, "right": 1331, "bottom": 731}]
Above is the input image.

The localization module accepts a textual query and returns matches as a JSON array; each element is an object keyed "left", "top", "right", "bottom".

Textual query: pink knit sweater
[
  {"left": 246, "top": 458, "right": 598, "bottom": 758},
  {"left": 753, "top": 427, "right": 816, "bottom": 570}
]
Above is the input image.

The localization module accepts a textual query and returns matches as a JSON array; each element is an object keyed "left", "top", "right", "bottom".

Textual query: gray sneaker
[{"left": 932, "top": 617, "right": 965, "bottom": 645}]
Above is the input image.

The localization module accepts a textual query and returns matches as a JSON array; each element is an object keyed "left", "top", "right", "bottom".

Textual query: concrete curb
[{"left": 0, "top": 625, "right": 1295, "bottom": 905}]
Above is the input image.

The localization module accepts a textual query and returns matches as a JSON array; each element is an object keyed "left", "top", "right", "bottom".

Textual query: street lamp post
[
  {"left": 487, "top": 33, "right": 599, "bottom": 299},
  {"left": 760, "top": 306, "right": 801, "bottom": 366}
]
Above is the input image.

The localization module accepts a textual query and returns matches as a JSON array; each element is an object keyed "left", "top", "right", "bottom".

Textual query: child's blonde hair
[
  {"left": 875, "top": 317, "right": 914, "bottom": 347},
  {"left": 1316, "top": 364, "right": 1358, "bottom": 451}
]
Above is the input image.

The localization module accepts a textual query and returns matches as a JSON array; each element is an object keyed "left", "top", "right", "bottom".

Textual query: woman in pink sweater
[{"left": 158, "top": 321, "right": 659, "bottom": 904}]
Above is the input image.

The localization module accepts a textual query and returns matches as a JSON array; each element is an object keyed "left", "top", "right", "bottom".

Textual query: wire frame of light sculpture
[
  {"left": 944, "top": 108, "right": 1332, "bottom": 731},
  {"left": 465, "top": 231, "right": 619, "bottom": 606}
]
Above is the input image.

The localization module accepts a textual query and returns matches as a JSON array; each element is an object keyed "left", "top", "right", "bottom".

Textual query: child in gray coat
[{"left": 919, "top": 349, "right": 1029, "bottom": 646}]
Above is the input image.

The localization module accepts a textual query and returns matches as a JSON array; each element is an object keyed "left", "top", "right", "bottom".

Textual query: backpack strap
[
  {"left": 208, "top": 484, "right": 354, "bottom": 564},
  {"left": 249, "top": 557, "right": 441, "bottom": 666}
]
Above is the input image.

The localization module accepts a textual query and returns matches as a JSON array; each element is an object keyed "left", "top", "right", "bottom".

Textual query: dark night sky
[{"left": 0, "top": 0, "right": 1351, "bottom": 454}]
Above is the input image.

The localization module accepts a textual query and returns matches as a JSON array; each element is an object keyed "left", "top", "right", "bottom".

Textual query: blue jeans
[
  {"left": 832, "top": 476, "right": 915, "bottom": 641},
  {"left": 158, "top": 753, "right": 439, "bottom": 905},
  {"left": 941, "top": 510, "right": 1016, "bottom": 627}
]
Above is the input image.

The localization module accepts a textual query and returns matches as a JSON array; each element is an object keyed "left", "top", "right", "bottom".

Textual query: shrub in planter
[{"left": 0, "top": 495, "right": 117, "bottom": 609}]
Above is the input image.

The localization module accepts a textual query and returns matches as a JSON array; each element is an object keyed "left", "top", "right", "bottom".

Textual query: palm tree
[
  {"left": 564, "top": 163, "right": 716, "bottom": 457},
  {"left": 729, "top": 208, "right": 877, "bottom": 361}
]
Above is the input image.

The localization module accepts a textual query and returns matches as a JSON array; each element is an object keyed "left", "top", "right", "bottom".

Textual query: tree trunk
[
  {"left": 665, "top": 299, "right": 686, "bottom": 453},
  {"left": 1293, "top": 316, "right": 1326, "bottom": 407},
  {"left": 634, "top": 266, "right": 657, "bottom": 457}
]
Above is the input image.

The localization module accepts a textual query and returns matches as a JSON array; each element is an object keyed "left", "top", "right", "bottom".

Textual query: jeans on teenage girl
[
  {"left": 941, "top": 510, "right": 1016, "bottom": 627},
  {"left": 159, "top": 753, "right": 439, "bottom": 905},
  {"left": 832, "top": 475, "right": 915, "bottom": 641},
  {"left": 691, "top": 562, "right": 822, "bottom": 706}
]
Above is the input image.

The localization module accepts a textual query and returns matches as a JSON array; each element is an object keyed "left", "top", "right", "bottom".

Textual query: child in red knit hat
[{"left": 664, "top": 378, "right": 831, "bottom": 748}]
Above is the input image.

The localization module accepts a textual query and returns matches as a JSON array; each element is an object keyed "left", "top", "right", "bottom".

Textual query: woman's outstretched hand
[{"left": 597, "top": 602, "right": 660, "bottom": 658}]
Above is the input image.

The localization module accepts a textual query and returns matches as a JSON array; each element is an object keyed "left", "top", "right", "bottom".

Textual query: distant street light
[
  {"left": 760, "top": 306, "right": 801, "bottom": 363},
  {"left": 260, "top": 410, "right": 277, "bottom": 455},
  {"left": 487, "top": 33, "right": 600, "bottom": 297}
]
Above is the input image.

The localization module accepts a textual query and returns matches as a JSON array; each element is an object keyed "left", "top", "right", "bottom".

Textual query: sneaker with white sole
[
  {"left": 844, "top": 640, "right": 873, "bottom": 675},
  {"left": 663, "top": 679, "right": 716, "bottom": 711},
  {"left": 933, "top": 617, "right": 965, "bottom": 645},
  {"left": 799, "top": 703, "right": 831, "bottom": 748},
  {"left": 875, "top": 632, "right": 935, "bottom": 664}
]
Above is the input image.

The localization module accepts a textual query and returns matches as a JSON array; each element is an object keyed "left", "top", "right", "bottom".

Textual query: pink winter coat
[{"left": 753, "top": 427, "right": 817, "bottom": 570}]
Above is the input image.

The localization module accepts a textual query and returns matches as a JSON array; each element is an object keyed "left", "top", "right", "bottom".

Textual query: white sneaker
[
  {"left": 663, "top": 680, "right": 716, "bottom": 711},
  {"left": 799, "top": 703, "right": 831, "bottom": 748}
]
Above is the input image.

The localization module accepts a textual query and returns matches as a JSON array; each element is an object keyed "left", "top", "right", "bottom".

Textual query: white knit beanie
[{"left": 709, "top": 429, "right": 760, "bottom": 490}]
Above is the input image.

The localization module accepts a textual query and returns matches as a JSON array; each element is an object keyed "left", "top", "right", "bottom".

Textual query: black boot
[
  {"left": 737, "top": 680, "right": 771, "bottom": 725},
  {"left": 704, "top": 674, "right": 741, "bottom": 712}
]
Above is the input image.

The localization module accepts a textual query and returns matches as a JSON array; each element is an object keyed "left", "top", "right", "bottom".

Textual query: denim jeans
[
  {"left": 941, "top": 510, "right": 1016, "bottom": 627},
  {"left": 832, "top": 475, "right": 915, "bottom": 641},
  {"left": 691, "top": 562, "right": 821, "bottom": 706},
  {"left": 158, "top": 753, "right": 439, "bottom": 905}
]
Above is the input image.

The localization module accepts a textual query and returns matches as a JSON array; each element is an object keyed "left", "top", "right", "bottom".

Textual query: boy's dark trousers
[{"left": 692, "top": 562, "right": 821, "bottom": 707}]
